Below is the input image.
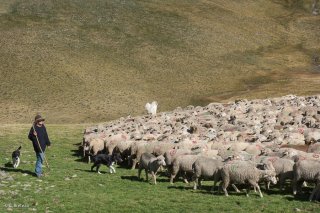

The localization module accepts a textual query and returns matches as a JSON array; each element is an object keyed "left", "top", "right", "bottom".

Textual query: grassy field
[
  {"left": 1, "top": 1, "right": 320, "bottom": 212},
  {"left": 0, "top": 0, "right": 320, "bottom": 123},
  {"left": 0, "top": 124, "right": 319, "bottom": 212}
]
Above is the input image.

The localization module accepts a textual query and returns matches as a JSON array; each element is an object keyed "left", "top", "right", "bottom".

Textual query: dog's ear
[{"left": 18, "top": 146, "right": 22, "bottom": 150}]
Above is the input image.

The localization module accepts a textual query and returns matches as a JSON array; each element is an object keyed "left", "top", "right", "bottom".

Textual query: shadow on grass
[
  {"left": 74, "top": 168, "right": 95, "bottom": 173},
  {"left": 71, "top": 148, "right": 82, "bottom": 157},
  {"left": 0, "top": 166, "right": 36, "bottom": 176},
  {"left": 285, "top": 194, "right": 311, "bottom": 202},
  {"left": 120, "top": 175, "right": 171, "bottom": 185},
  {"left": 167, "top": 185, "right": 194, "bottom": 190},
  {"left": 4, "top": 162, "right": 13, "bottom": 167},
  {"left": 121, "top": 175, "right": 143, "bottom": 182},
  {"left": 74, "top": 168, "right": 119, "bottom": 175},
  {"left": 264, "top": 189, "right": 291, "bottom": 196},
  {"left": 71, "top": 148, "right": 89, "bottom": 163},
  {"left": 74, "top": 157, "right": 89, "bottom": 163}
]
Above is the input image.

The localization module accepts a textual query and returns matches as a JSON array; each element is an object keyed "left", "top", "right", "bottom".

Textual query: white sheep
[
  {"left": 170, "top": 154, "right": 200, "bottom": 184},
  {"left": 192, "top": 157, "right": 224, "bottom": 191},
  {"left": 292, "top": 159, "right": 320, "bottom": 201},
  {"left": 130, "top": 142, "right": 155, "bottom": 169},
  {"left": 87, "top": 138, "right": 105, "bottom": 163},
  {"left": 255, "top": 156, "right": 294, "bottom": 190},
  {"left": 138, "top": 153, "right": 166, "bottom": 184},
  {"left": 104, "top": 133, "right": 129, "bottom": 154},
  {"left": 163, "top": 148, "right": 193, "bottom": 167},
  {"left": 220, "top": 160, "right": 277, "bottom": 198}
]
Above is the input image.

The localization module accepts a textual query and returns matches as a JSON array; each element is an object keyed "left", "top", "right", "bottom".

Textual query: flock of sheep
[{"left": 81, "top": 95, "right": 320, "bottom": 200}]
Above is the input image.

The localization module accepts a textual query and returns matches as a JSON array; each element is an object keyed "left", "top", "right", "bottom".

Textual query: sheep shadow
[
  {"left": 167, "top": 185, "right": 194, "bottom": 191},
  {"left": 0, "top": 166, "right": 36, "bottom": 176},
  {"left": 73, "top": 142, "right": 82, "bottom": 146},
  {"left": 264, "top": 188, "right": 291, "bottom": 196},
  {"left": 71, "top": 148, "right": 83, "bottom": 157},
  {"left": 285, "top": 194, "right": 312, "bottom": 202},
  {"left": 283, "top": 187, "right": 316, "bottom": 202},
  {"left": 167, "top": 184, "right": 217, "bottom": 192},
  {"left": 74, "top": 157, "right": 89, "bottom": 163},
  {"left": 71, "top": 149, "right": 89, "bottom": 163},
  {"left": 120, "top": 175, "right": 141, "bottom": 182},
  {"left": 73, "top": 168, "right": 110, "bottom": 174}
]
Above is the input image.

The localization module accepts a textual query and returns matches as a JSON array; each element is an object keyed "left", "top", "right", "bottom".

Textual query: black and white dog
[
  {"left": 91, "top": 153, "right": 123, "bottom": 174},
  {"left": 12, "top": 146, "right": 21, "bottom": 168}
]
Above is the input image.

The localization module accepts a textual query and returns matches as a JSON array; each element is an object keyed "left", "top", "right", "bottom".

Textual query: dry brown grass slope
[{"left": 0, "top": 0, "right": 319, "bottom": 123}]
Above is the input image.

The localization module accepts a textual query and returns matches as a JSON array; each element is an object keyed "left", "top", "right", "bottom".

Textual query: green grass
[
  {"left": 0, "top": 124, "right": 319, "bottom": 212},
  {"left": 0, "top": 0, "right": 320, "bottom": 123}
]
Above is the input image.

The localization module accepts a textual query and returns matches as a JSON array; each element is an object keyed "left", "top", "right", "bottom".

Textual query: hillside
[{"left": 0, "top": 0, "right": 319, "bottom": 123}]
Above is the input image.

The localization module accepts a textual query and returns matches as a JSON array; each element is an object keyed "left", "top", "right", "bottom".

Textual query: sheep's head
[
  {"left": 156, "top": 155, "right": 166, "bottom": 166},
  {"left": 263, "top": 170, "right": 277, "bottom": 185}
]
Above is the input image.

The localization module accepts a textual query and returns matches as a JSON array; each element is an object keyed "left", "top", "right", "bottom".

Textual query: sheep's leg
[
  {"left": 127, "top": 155, "right": 132, "bottom": 166},
  {"left": 257, "top": 185, "right": 263, "bottom": 198},
  {"left": 222, "top": 179, "right": 229, "bottom": 196},
  {"left": 309, "top": 185, "right": 318, "bottom": 201},
  {"left": 210, "top": 181, "right": 217, "bottom": 193},
  {"left": 131, "top": 159, "right": 137, "bottom": 170},
  {"left": 88, "top": 155, "right": 91, "bottom": 164},
  {"left": 138, "top": 168, "right": 142, "bottom": 179},
  {"left": 170, "top": 166, "right": 179, "bottom": 184},
  {"left": 151, "top": 171, "right": 157, "bottom": 185},
  {"left": 218, "top": 182, "right": 222, "bottom": 194},
  {"left": 191, "top": 174, "right": 198, "bottom": 190},
  {"left": 231, "top": 184, "right": 240, "bottom": 193},
  {"left": 249, "top": 180, "right": 263, "bottom": 198},
  {"left": 211, "top": 174, "right": 221, "bottom": 193},
  {"left": 193, "top": 178, "right": 198, "bottom": 190},
  {"left": 265, "top": 181, "right": 270, "bottom": 191},
  {"left": 246, "top": 185, "right": 250, "bottom": 197},
  {"left": 279, "top": 175, "right": 285, "bottom": 191},
  {"left": 166, "top": 166, "right": 172, "bottom": 177},
  {"left": 170, "top": 174, "right": 176, "bottom": 184},
  {"left": 315, "top": 185, "right": 320, "bottom": 200},
  {"left": 211, "top": 180, "right": 216, "bottom": 193},
  {"left": 293, "top": 177, "right": 298, "bottom": 195},
  {"left": 145, "top": 169, "right": 149, "bottom": 182},
  {"left": 198, "top": 178, "right": 202, "bottom": 189},
  {"left": 297, "top": 180, "right": 305, "bottom": 194},
  {"left": 182, "top": 172, "right": 189, "bottom": 184}
]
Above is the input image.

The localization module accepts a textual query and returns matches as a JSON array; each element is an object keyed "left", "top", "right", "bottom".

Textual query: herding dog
[
  {"left": 12, "top": 146, "right": 21, "bottom": 168},
  {"left": 91, "top": 153, "right": 123, "bottom": 174}
]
